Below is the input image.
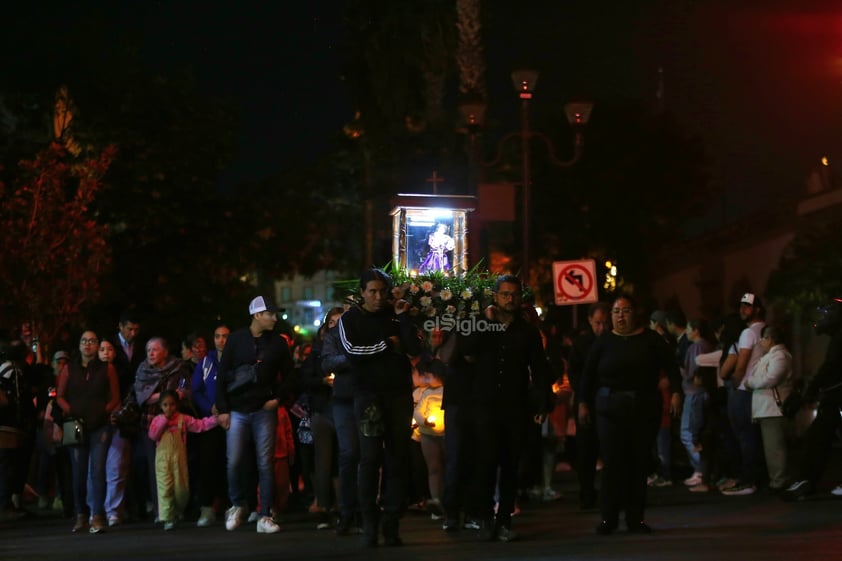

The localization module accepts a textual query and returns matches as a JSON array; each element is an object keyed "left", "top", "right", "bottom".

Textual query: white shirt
[{"left": 737, "top": 321, "right": 765, "bottom": 391}]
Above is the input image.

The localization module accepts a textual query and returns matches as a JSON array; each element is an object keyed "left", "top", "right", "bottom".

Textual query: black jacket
[
  {"left": 459, "top": 315, "right": 553, "bottom": 415},
  {"left": 216, "top": 327, "right": 293, "bottom": 414},
  {"left": 321, "top": 326, "right": 354, "bottom": 401},
  {"left": 806, "top": 329, "right": 842, "bottom": 400},
  {"left": 337, "top": 305, "right": 422, "bottom": 395}
]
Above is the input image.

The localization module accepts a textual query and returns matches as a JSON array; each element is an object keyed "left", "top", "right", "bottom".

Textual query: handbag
[
  {"left": 61, "top": 417, "right": 86, "bottom": 446},
  {"left": 296, "top": 414, "right": 314, "bottom": 444},
  {"left": 113, "top": 400, "right": 141, "bottom": 438},
  {"left": 225, "top": 363, "right": 259, "bottom": 393},
  {"left": 772, "top": 387, "right": 802, "bottom": 419}
]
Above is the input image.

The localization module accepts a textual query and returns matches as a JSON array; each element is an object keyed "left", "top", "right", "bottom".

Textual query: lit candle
[{"left": 426, "top": 415, "right": 436, "bottom": 425}]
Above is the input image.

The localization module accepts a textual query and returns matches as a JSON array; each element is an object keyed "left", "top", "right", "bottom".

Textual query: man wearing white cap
[
  {"left": 216, "top": 295, "right": 293, "bottom": 534},
  {"left": 720, "top": 293, "right": 765, "bottom": 496}
]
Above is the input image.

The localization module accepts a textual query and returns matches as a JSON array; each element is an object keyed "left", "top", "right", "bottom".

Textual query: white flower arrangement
[{"left": 341, "top": 264, "right": 531, "bottom": 327}]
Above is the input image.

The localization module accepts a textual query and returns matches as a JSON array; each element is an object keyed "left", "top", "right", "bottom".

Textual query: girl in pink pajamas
[{"left": 148, "top": 390, "right": 218, "bottom": 530}]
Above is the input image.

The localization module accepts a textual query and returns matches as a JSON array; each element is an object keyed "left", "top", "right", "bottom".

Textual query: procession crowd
[{"left": 1, "top": 271, "right": 841, "bottom": 546}]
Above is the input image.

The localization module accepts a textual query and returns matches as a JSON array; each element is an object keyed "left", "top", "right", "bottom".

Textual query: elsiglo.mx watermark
[{"left": 422, "top": 314, "right": 506, "bottom": 334}]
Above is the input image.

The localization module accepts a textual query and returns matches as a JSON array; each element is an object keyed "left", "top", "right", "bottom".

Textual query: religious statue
[{"left": 419, "top": 223, "right": 455, "bottom": 273}]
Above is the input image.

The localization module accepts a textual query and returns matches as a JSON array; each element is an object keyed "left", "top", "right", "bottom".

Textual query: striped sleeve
[{"left": 338, "top": 314, "right": 387, "bottom": 357}]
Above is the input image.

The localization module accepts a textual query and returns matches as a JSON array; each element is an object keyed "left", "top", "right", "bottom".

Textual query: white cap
[
  {"left": 740, "top": 293, "right": 757, "bottom": 306},
  {"left": 248, "top": 295, "right": 278, "bottom": 315}
]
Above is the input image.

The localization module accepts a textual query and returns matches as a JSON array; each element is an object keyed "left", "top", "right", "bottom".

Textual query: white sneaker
[
  {"left": 225, "top": 506, "right": 243, "bottom": 531},
  {"left": 721, "top": 483, "right": 756, "bottom": 496},
  {"left": 256, "top": 515, "right": 280, "bottom": 534},
  {"left": 683, "top": 472, "right": 703, "bottom": 486},
  {"left": 197, "top": 506, "right": 214, "bottom": 527},
  {"left": 831, "top": 484, "right": 842, "bottom": 497},
  {"left": 247, "top": 511, "right": 260, "bottom": 523},
  {"left": 542, "top": 488, "right": 562, "bottom": 502}
]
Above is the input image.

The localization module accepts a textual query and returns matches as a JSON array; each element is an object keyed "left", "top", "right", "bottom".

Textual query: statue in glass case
[{"left": 418, "top": 222, "right": 456, "bottom": 273}]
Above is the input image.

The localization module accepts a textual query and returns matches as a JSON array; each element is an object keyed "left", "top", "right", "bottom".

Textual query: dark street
[{"left": 4, "top": 461, "right": 842, "bottom": 561}]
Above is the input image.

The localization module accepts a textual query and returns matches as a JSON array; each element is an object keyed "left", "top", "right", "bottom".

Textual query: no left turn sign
[{"left": 552, "top": 259, "right": 598, "bottom": 305}]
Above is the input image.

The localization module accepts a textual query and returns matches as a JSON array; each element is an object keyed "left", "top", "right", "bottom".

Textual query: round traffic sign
[{"left": 557, "top": 264, "right": 594, "bottom": 301}]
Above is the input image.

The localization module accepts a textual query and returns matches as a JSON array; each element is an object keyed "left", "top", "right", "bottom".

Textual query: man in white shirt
[{"left": 721, "top": 293, "right": 765, "bottom": 496}]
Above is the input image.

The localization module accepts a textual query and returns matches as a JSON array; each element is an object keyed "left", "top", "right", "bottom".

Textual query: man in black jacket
[
  {"left": 338, "top": 269, "right": 422, "bottom": 547},
  {"left": 781, "top": 297, "right": 842, "bottom": 500},
  {"left": 216, "top": 295, "right": 293, "bottom": 534},
  {"left": 459, "top": 274, "right": 553, "bottom": 542},
  {"left": 568, "top": 302, "right": 610, "bottom": 509}
]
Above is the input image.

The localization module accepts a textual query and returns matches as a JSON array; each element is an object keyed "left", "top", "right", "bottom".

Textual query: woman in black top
[
  {"left": 56, "top": 331, "right": 121, "bottom": 533},
  {"left": 578, "top": 295, "right": 681, "bottom": 535}
]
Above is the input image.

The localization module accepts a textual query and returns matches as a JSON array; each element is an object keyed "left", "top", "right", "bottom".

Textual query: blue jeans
[
  {"left": 680, "top": 393, "right": 703, "bottom": 473},
  {"left": 656, "top": 426, "right": 672, "bottom": 479},
  {"left": 332, "top": 399, "right": 359, "bottom": 518},
  {"left": 103, "top": 429, "right": 131, "bottom": 518},
  {"left": 727, "top": 388, "right": 758, "bottom": 484},
  {"left": 68, "top": 424, "right": 112, "bottom": 516},
  {"left": 226, "top": 408, "right": 276, "bottom": 516}
]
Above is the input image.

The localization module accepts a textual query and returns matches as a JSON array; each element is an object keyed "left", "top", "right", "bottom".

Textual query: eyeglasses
[
  {"left": 611, "top": 308, "right": 633, "bottom": 315},
  {"left": 496, "top": 291, "right": 520, "bottom": 299},
  {"left": 80, "top": 338, "right": 99, "bottom": 345}
]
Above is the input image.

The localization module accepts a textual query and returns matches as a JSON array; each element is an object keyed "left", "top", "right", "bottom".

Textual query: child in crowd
[
  {"left": 538, "top": 373, "right": 573, "bottom": 502},
  {"left": 148, "top": 390, "right": 217, "bottom": 530},
  {"left": 413, "top": 359, "right": 446, "bottom": 519},
  {"left": 687, "top": 366, "right": 719, "bottom": 493},
  {"left": 408, "top": 358, "right": 430, "bottom": 511},
  {"left": 272, "top": 405, "right": 296, "bottom": 519}
]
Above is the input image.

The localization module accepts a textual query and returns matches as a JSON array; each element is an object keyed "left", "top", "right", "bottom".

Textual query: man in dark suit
[
  {"left": 106, "top": 310, "right": 144, "bottom": 525},
  {"left": 569, "top": 302, "right": 611, "bottom": 509},
  {"left": 111, "top": 311, "right": 144, "bottom": 384}
]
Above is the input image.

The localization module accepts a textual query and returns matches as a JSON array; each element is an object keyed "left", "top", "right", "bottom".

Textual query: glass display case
[{"left": 390, "top": 194, "right": 476, "bottom": 276}]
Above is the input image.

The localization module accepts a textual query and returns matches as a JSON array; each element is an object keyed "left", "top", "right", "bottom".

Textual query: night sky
[{"left": 5, "top": 1, "right": 842, "bottom": 211}]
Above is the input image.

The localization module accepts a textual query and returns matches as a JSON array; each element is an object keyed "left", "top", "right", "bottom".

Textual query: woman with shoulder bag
[
  {"left": 56, "top": 331, "right": 121, "bottom": 533},
  {"left": 743, "top": 325, "right": 793, "bottom": 492}
]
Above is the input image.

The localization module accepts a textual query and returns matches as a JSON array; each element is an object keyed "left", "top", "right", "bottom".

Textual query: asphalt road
[{"left": 4, "top": 464, "right": 842, "bottom": 561}]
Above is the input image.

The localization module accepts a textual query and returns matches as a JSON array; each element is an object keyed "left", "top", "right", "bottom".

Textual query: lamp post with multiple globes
[{"left": 460, "top": 69, "right": 592, "bottom": 287}]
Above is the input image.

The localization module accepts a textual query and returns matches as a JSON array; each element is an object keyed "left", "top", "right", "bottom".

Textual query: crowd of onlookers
[{"left": 1, "top": 284, "right": 841, "bottom": 543}]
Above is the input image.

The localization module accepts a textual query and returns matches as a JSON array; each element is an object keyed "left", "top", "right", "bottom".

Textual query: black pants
[
  {"left": 574, "top": 399, "right": 599, "bottom": 505},
  {"left": 443, "top": 404, "right": 472, "bottom": 518},
  {"left": 799, "top": 400, "right": 842, "bottom": 484},
  {"left": 469, "top": 407, "right": 527, "bottom": 526},
  {"left": 595, "top": 389, "right": 659, "bottom": 527},
  {"left": 354, "top": 392, "right": 412, "bottom": 539},
  {"left": 197, "top": 426, "right": 227, "bottom": 508}
]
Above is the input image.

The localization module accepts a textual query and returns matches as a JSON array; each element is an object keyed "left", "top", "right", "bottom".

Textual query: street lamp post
[{"left": 460, "top": 70, "right": 592, "bottom": 287}]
